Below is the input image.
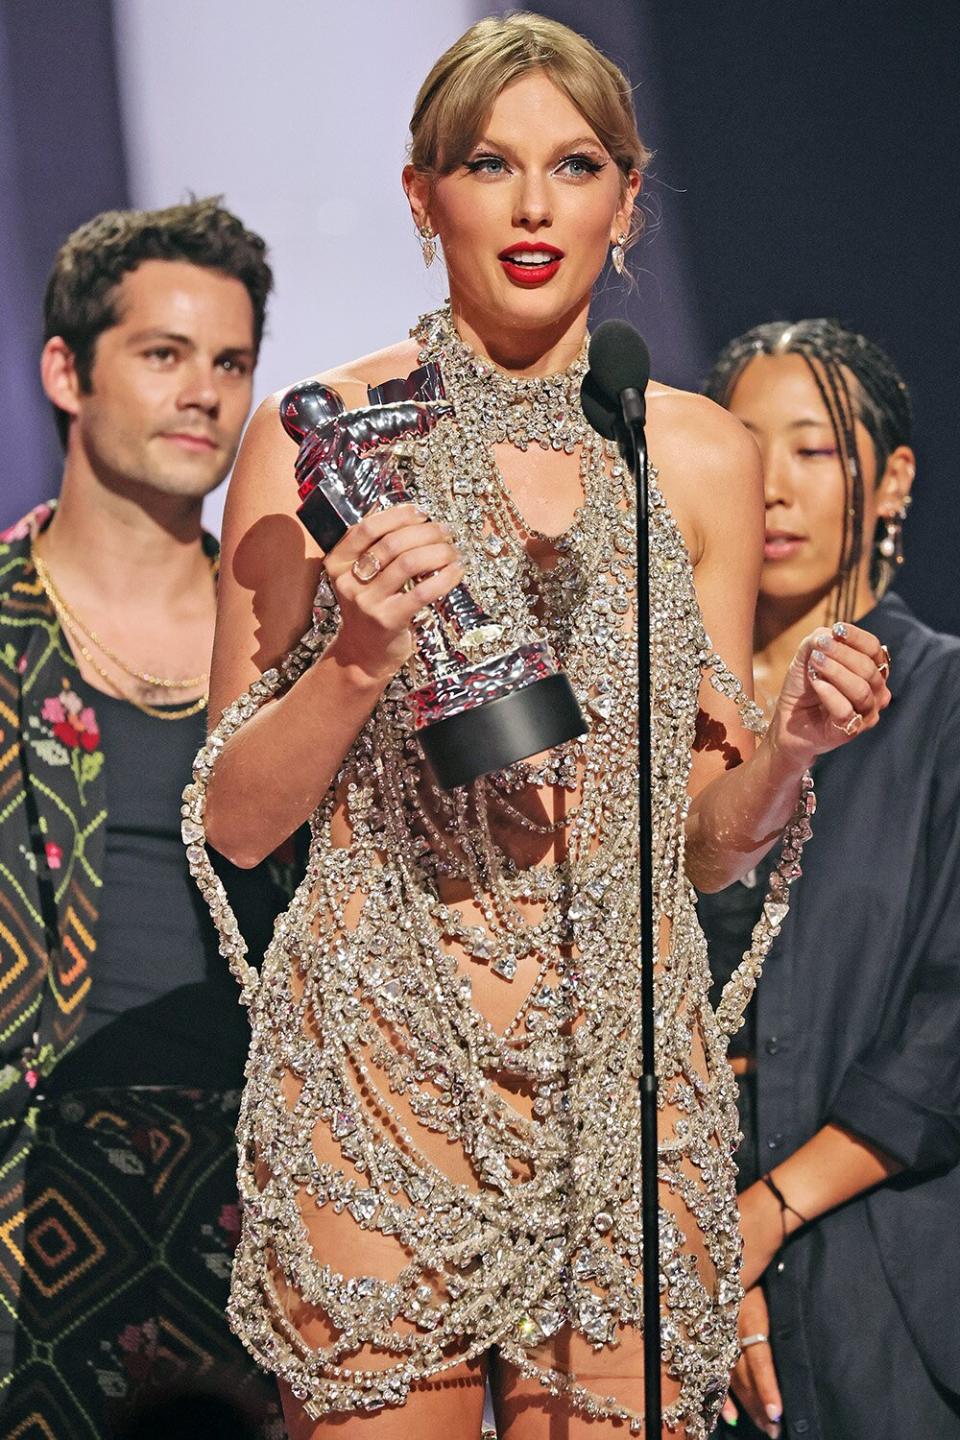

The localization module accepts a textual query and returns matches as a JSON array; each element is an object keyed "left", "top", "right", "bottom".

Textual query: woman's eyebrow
[{"left": 468, "top": 134, "right": 606, "bottom": 157}]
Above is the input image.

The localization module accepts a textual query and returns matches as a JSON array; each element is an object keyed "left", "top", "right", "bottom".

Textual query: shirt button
[
  {"left": 767, "top": 1132, "right": 784, "bottom": 1150},
  {"left": 765, "top": 1036, "right": 781, "bottom": 1055},
  {"left": 792, "top": 1422, "right": 809, "bottom": 1435}
]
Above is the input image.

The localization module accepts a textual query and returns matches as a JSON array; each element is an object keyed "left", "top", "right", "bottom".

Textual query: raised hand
[{"left": 768, "top": 621, "right": 890, "bottom": 767}]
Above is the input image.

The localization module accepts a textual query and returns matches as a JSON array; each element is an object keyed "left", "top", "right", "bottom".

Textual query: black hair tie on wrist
[{"left": 761, "top": 1172, "right": 809, "bottom": 1246}]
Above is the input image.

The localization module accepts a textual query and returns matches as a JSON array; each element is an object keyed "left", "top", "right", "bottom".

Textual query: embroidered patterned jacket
[
  {"left": 0, "top": 504, "right": 301, "bottom": 1373},
  {"left": 0, "top": 505, "right": 228, "bottom": 1147},
  {"left": 0, "top": 504, "right": 105, "bottom": 1160}
]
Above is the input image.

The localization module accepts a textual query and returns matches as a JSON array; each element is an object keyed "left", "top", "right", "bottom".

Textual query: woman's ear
[
  {"left": 402, "top": 164, "right": 433, "bottom": 235},
  {"left": 876, "top": 444, "right": 916, "bottom": 516},
  {"left": 611, "top": 168, "right": 642, "bottom": 245}
]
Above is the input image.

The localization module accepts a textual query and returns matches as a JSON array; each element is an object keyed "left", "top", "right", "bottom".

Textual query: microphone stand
[{"left": 615, "top": 387, "right": 661, "bottom": 1438}]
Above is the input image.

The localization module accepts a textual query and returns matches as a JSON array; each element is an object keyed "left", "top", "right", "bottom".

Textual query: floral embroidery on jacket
[{"left": 28, "top": 682, "right": 104, "bottom": 801}]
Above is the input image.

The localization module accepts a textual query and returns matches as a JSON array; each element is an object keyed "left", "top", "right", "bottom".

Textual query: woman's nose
[
  {"left": 763, "top": 447, "right": 794, "bottom": 507},
  {"left": 513, "top": 173, "right": 553, "bottom": 229}
]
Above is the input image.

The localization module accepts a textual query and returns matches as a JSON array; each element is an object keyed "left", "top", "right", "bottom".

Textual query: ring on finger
[
  {"left": 878, "top": 644, "right": 892, "bottom": 680},
  {"left": 831, "top": 711, "right": 863, "bottom": 737},
  {"left": 740, "top": 1333, "right": 770, "bottom": 1349},
  {"left": 351, "top": 552, "right": 382, "bottom": 583}
]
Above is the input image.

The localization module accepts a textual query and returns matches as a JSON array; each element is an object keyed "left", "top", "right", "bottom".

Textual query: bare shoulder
[
  {"left": 261, "top": 337, "right": 425, "bottom": 417},
  {"left": 645, "top": 382, "right": 762, "bottom": 564}
]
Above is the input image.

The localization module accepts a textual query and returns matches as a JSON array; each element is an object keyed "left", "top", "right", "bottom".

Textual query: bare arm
[
  {"left": 730, "top": 1124, "right": 901, "bottom": 1433},
  {"left": 739, "top": 1122, "right": 901, "bottom": 1291},
  {"left": 203, "top": 378, "right": 462, "bottom": 868},
  {"left": 651, "top": 393, "right": 890, "bottom": 893}
]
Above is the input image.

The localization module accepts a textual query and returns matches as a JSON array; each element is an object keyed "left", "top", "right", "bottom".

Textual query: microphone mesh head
[
  {"left": 580, "top": 372, "right": 617, "bottom": 439},
  {"left": 587, "top": 320, "right": 651, "bottom": 403}
]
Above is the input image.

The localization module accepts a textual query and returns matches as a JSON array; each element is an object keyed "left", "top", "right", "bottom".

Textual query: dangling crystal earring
[
  {"left": 419, "top": 228, "right": 438, "bottom": 269},
  {"left": 873, "top": 495, "right": 911, "bottom": 597},
  {"left": 611, "top": 233, "right": 628, "bottom": 276}
]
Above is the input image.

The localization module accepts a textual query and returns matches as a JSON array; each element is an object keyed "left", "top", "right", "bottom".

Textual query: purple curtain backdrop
[{"left": 0, "top": 0, "right": 128, "bottom": 526}]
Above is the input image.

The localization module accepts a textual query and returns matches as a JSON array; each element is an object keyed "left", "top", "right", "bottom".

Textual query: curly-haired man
[{"left": 0, "top": 199, "right": 286, "bottom": 1437}]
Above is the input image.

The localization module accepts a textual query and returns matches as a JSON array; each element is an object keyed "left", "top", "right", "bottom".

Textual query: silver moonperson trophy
[{"left": 280, "top": 366, "right": 587, "bottom": 789}]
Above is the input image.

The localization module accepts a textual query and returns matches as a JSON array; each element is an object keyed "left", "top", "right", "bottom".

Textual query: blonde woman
[{"left": 188, "top": 16, "right": 888, "bottom": 1439}]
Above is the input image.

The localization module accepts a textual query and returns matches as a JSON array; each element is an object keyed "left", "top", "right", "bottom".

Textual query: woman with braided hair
[{"left": 700, "top": 320, "right": 960, "bottom": 1439}]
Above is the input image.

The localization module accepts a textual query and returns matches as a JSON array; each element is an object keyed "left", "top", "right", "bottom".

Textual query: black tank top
[
  {"left": 48, "top": 683, "right": 284, "bottom": 1093},
  {"left": 697, "top": 850, "right": 776, "bottom": 1059}
]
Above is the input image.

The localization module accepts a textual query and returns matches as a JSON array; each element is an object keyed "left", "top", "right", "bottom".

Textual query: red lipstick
[{"left": 497, "top": 240, "right": 564, "bottom": 287}]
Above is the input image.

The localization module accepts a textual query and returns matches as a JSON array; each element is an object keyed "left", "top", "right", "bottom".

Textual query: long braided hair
[{"left": 704, "top": 319, "right": 913, "bottom": 621}]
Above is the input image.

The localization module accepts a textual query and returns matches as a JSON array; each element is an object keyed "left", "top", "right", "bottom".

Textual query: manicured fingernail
[
  {"left": 807, "top": 662, "right": 820, "bottom": 681},
  {"left": 766, "top": 1404, "right": 782, "bottom": 1422},
  {"left": 441, "top": 522, "right": 455, "bottom": 538},
  {"left": 832, "top": 621, "right": 848, "bottom": 639},
  {"left": 816, "top": 630, "right": 834, "bottom": 649},
  {"left": 811, "top": 648, "right": 826, "bottom": 666}
]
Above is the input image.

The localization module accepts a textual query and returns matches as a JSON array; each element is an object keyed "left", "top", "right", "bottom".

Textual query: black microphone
[
  {"left": 581, "top": 317, "right": 663, "bottom": 1436},
  {"left": 580, "top": 319, "right": 651, "bottom": 441}
]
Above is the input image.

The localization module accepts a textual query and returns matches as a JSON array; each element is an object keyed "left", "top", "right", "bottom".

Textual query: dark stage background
[
  {"left": 2, "top": 0, "right": 957, "bottom": 632},
  {"left": 543, "top": 0, "right": 959, "bottom": 633}
]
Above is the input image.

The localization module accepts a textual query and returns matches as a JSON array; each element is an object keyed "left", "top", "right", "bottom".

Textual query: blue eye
[
  {"left": 465, "top": 154, "right": 508, "bottom": 176},
  {"left": 558, "top": 153, "right": 605, "bottom": 178}
]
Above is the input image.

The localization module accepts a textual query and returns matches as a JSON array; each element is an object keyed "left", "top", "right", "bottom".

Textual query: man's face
[{"left": 70, "top": 259, "right": 256, "bottom": 501}]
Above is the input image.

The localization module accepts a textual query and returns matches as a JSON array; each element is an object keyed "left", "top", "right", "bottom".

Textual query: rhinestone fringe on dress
[{"left": 185, "top": 307, "right": 814, "bottom": 1437}]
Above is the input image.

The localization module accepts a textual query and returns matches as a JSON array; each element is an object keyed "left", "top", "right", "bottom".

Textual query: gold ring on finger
[
  {"left": 878, "top": 644, "right": 892, "bottom": 680},
  {"left": 351, "top": 552, "right": 382, "bottom": 583}
]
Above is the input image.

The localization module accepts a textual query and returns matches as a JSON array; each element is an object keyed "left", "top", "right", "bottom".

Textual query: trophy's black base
[{"left": 417, "top": 673, "right": 588, "bottom": 790}]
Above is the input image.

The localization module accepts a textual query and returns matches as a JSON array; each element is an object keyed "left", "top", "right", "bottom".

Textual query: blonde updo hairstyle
[{"left": 409, "top": 12, "right": 651, "bottom": 251}]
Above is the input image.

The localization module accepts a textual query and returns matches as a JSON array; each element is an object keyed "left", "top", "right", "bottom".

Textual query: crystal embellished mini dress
[{"left": 186, "top": 307, "right": 812, "bottom": 1438}]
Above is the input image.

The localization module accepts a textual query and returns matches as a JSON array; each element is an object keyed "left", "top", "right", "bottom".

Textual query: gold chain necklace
[{"left": 32, "top": 544, "right": 208, "bottom": 721}]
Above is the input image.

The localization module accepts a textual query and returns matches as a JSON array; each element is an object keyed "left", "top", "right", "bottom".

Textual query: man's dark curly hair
[{"left": 44, "top": 196, "right": 273, "bottom": 445}]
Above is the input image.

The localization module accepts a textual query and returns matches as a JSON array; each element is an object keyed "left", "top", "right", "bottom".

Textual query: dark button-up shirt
[{"left": 699, "top": 593, "right": 960, "bottom": 1437}]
